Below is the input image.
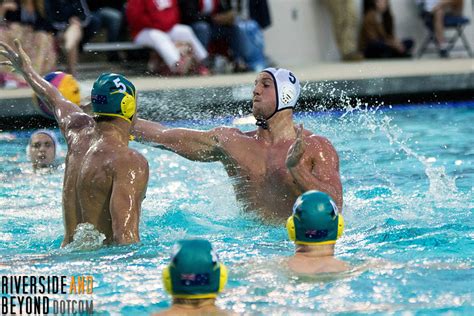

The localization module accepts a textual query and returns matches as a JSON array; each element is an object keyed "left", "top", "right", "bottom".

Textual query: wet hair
[{"left": 363, "top": 0, "right": 394, "bottom": 37}]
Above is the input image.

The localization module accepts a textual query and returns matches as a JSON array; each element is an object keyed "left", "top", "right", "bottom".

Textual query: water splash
[
  {"left": 378, "top": 114, "right": 460, "bottom": 202},
  {"left": 62, "top": 223, "right": 106, "bottom": 252}
]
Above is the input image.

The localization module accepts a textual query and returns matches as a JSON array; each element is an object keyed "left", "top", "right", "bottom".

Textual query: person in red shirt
[{"left": 127, "top": 0, "right": 210, "bottom": 75}]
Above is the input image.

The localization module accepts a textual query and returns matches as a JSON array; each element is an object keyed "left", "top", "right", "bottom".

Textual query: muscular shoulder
[
  {"left": 305, "top": 134, "right": 339, "bottom": 157},
  {"left": 65, "top": 112, "right": 94, "bottom": 131},
  {"left": 211, "top": 126, "right": 246, "bottom": 143},
  {"left": 113, "top": 148, "right": 149, "bottom": 175}
]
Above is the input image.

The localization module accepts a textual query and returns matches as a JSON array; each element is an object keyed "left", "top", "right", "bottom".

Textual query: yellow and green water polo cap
[
  {"left": 287, "top": 190, "right": 344, "bottom": 245},
  {"left": 91, "top": 73, "right": 136, "bottom": 123},
  {"left": 162, "top": 239, "right": 228, "bottom": 299}
]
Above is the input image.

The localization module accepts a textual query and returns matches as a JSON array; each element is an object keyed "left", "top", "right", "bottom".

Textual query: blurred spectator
[
  {"left": 87, "top": 0, "right": 126, "bottom": 61},
  {"left": 178, "top": 0, "right": 236, "bottom": 72},
  {"left": 418, "top": 0, "right": 464, "bottom": 56},
  {"left": 0, "top": 0, "right": 56, "bottom": 88},
  {"left": 44, "top": 0, "right": 100, "bottom": 76},
  {"left": 127, "top": 0, "right": 210, "bottom": 76},
  {"left": 359, "top": 0, "right": 414, "bottom": 59},
  {"left": 230, "top": 0, "right": 271, "bottom": 72},
  {"left": 322, "top": 0, "right": 363, "bottom": 61}
]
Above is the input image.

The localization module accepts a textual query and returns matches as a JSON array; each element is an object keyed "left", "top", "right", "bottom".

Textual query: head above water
[
  {"left": 287, "top": 191, "right": 344, "bottom": 246},
  {"left": 91, "top": 73, "right": 137, "bottom": 123},
  {"left": 253, "top": 68, "right": 300, "bottom": 129},
  {"left": 28, "top": 130, "right": 59, "bottom": 169},
  {"left": 162, "top": 239, "right": 228, "bottom": 300}
]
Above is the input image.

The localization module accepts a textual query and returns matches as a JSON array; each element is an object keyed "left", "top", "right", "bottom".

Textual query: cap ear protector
[
  {"left": 286, "top": 191, "right": 344, "bottom": 245},
  {"left": 161, "top": 240, "right": 228, "bottom": 299},
  {"left": 92, "top": 73, "right": 137, "bottom": 123},
  {"left": 114, "top": 90, "right": 136, "bottom": 120}
]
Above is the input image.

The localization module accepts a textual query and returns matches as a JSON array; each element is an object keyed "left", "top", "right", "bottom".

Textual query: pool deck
[{"left": 1, "top": 58, "right": 473, "bottom": 122}]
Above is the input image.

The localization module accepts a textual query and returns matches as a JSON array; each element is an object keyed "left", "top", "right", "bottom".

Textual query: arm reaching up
[{"left": 0, "top": 40, "right": 91, "bottom": 135}]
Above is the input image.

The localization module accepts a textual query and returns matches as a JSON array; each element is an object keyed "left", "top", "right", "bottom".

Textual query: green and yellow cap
[
  {"left": 287, "top": 190, "right": 344, "bottom": 245},
  {"left": 91, "top": 73, "right": 136, "bottom": 123},
  {"left": 162, "top": 239, "right": 228, "bottom": 299}
]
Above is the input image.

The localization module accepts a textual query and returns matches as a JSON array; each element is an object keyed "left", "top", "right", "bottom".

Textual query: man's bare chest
[{"left": 222, "top": 142, "right": 294, "bottom": 181}]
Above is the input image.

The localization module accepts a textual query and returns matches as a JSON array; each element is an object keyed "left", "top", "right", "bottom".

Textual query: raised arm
[
  {"left": 133, "top": 118, "right": 227, "bottom": 162},
  {"left": 0, "top": 40, "right": 89, "bottom": 135},
  {"left": 286, "top": 126, "right": 343, "bottom": 211},
  {"left": 109, "top": 151, "right": 149, "bottom": 245}
]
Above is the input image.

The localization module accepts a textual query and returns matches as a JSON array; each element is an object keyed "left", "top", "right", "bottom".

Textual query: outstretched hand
[
  {"left": 0, "top": 39, "right": 32, "bottom": 75},
  {"left": 286, "top": 123, "right": 305, "bottom": 169}
]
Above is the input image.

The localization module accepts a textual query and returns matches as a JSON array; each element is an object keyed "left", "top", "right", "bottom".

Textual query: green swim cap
[
  {"left": 162, "top": 239, "right": 228, "bottom": 299},
  {"left": 91, "top": 73, "right": 136, "bottom": 123},
  {"left": 287, "top": 191, "right": 344, "bottom": 245}
]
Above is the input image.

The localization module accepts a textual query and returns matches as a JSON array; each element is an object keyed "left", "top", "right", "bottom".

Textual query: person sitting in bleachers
[
  {"left": 178, "top": 0, "right": 237, "bottom": 73},
  {"left": 417, "top": 0, "right": 465, "bottom": 57},
  {"left": 86, "top": 0, "right": 127, "bottom": 61},
  {"left": 0, "top": 0, "right": 56, "bottom": 88},
  {"left": 44, "top": 0, "right": 100, "bottom": 76},
  {"left": 359, "top": 0, "right": 414, "bottom": 59},
  {"left": 126, "top": 0, "right": 210, "bottom": 76},
  {"left": 229, "top": 0, "right": 271, "bottom": 72}
]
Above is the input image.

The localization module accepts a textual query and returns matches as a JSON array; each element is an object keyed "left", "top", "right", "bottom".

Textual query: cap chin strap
[
  {"left": 255, "top": 107, "right": 292, "bottom": 130},
  {"left": 255, "top": 118, "right": 269, "bottom": 129}
]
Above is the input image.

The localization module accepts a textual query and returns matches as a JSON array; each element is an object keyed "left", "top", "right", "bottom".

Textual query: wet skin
[
  {"left": 0, "top": 40, "right": 149, "bottom": 246},
  {"left": 287, "top": 245, "right": 349, "bottom": 274},
  {"left": 29, "top": 133, "right": 56, "bottom": 170},
  {"left": 133, "top": 72, "right": 342, "bottom": 220}
]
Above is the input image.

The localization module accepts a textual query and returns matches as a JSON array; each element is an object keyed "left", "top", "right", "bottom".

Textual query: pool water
[{"left": 0, "top": 101, "right": 473, "bottom": 315}]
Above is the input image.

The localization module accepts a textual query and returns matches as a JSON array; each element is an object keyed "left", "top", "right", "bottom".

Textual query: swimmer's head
[
  {"left": 287, "top": 191, "right": 344, "bottom": 246},
  {"left": 253, "top": 68, "right": 300, "bottom": 129},
  {"left": 33, "top": 71, "right": 81, "bottom": 119},
  {"left": 162, "top": 239, "right": 228, "bottom": 300},
  {"left": 91, "top": 73, "right": 137, "bottom": 123},
  {"left": 27, "top": 130, "right": 60, "bottom": 169}
]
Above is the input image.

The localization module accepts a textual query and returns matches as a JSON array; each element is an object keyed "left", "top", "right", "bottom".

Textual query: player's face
[
  {"left": 252, "top": 72, "right": 276, "bottom": 119},
  {"left": 29, "top": 133, "right": 55, "bottom": 168}
]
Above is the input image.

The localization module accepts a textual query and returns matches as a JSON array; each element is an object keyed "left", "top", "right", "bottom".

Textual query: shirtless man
[
  {"left": 286, "top": 190, "right": 348, "bottom": 274},
  {"left": 134, "top": 68, "right": 342, "bottom": 220},
  {"left": 0, "top": 40, "right": 149, "bottom": 246},
  {"left": 156, "top": 239, "right": 232, "bottom": 316}
]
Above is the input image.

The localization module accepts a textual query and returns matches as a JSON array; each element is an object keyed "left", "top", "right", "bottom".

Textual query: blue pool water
[{"left": 0, "top": 101, "right": 473, "bottom": 315}]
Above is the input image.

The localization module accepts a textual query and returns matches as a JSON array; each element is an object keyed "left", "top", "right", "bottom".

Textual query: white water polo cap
[
  {"left": 263, "top": 68, "right": 300, "bottom": 114},
  {"left": 257, "top": 68, "right": 300, "bottom": 129}
]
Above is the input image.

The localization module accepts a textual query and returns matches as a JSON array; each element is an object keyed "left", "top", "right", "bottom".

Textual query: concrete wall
[{"left": 263, "top": 0, "right": 474, "bottom": 66}]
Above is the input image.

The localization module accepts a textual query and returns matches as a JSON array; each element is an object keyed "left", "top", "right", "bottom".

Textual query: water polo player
[
  {"left": 27, "top": 129, "right": 61, "bottom": 171},
  {"left": 286, "top": 190, "right": 348, "bottom": 274},
  {"left": 154, "top": 239, "right": 232, "bottom": 316},
  {"left": 0, "top": 40, "right": 149, "bottom": 246},
  {"left": 133, "top": 67, "right": 342, "bottom": 220}
]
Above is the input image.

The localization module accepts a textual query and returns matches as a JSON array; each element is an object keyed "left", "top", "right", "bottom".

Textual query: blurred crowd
[
  {"left": 0, "top": 0, "right": 468, "bottom": 88},
  {"left": 0, "top": 0, "right": 271, "bottom": 85}
]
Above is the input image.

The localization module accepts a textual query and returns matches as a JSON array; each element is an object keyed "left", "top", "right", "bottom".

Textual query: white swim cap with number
[{"left": 262, "top": 67, "right": 301, "bottom": 115}]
